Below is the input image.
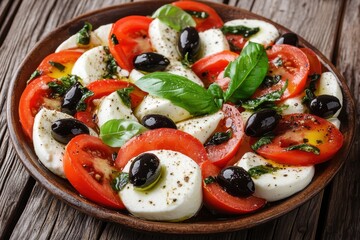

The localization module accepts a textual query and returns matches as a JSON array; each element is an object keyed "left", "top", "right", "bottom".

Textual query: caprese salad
[{"left": 19, "top": 0, "right": 344, "bottom": 221}]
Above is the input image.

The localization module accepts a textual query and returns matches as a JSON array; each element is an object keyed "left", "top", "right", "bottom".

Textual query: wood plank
[
  {"left": 320, "top": 0, "right": 360, "bottom": 238},
  {"left": 0, "top": 0, "right": 22, "bottom": 46}
]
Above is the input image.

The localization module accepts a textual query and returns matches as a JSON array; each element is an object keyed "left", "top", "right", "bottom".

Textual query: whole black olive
[
  {"left": 62, "top": 82, "right": 83, "bottom": 115},
  {"left": 51, "top": 118, "right": 89, "bottom": 144},
  {"left": 141, "top": 114, "right": 177, "bottom": 130},
  {"left": 178, "top": 26, "right": 200, "bottom": 60},
  {"left": 133, "top": 52, "right": 170, "bottom": 72},
  {"left": 129, "top": 153, "right": 161, "bottom": 189},
  {"left": 275, "top": 32, "right": 299, "bottom": 47},
  {"left": 309, "top": 94, "right": 341, "bottom": 118},
  {"left": 217, "top": 166, "right": 255, "bottom": 197},
  {"left": 245, "top": 109, "right": 281, "bottom": 137}
]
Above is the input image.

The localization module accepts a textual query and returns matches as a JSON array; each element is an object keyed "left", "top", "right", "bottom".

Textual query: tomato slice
[
  {"left": 252, "top": 113, "right": 344, "bottom": 165},
  {"left": 201, "top": 160, "right": 266, "bottom": 214},
  {"left": 63, "top": 135, "right": 124, "bottom": 209},
  {"left": 115, "top": 128, "right": 208, "bottom": 169},
  {"left": 36, "top": 50, "right": 82, "bottom": 79},
  {"left": 19, "top": 76, "right": 61, "bottom": 139},
  {"left": 300, "top": 47, "right": 322, "bottom": 76},
  {"left": 109, "top": 16, "right": 152, "bottom": 71},
  {"left": 192, "top": 50, "right": 239, "bottom": 87},
  {"left": 205, "top": 104, "right": 245, "bottom": 168},
  {"left": 172, "top": 1, "right": 223, "bottom": 31},
  {"left": 252, "top": 44, "right": 310, "bottom": 101},
  {"left": 225, "top": 34, "right": 247, "bottom": 53}
]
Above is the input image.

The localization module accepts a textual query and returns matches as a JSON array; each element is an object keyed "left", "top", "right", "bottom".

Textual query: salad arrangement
[{"left": 19, "top": 0, "right": 344, "bottom": 222}]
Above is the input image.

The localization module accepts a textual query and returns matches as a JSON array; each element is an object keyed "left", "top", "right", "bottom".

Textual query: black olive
[
  {"left": 133, "top": 52, "right": 170, "bottom": 72},
  {"left": 275, "top": 32, "right": 299, "bottom": 47},
  {"left": 245, "top": 109, "right": 281, "bottom": 137},
  {"left": 62, "top": 82, "right": 83, "bottom": 115},
  {"left": 51, "top": 118, "right": 89, "bottom": 144},
  {"left": 309, "top": 94, "right": 341, "bottom": 118},
  {"left": 141, "top": 114, "right": 177, "bottom": 130},
  {"left": 178, "top": 26, "right": 200, "bottom": 60},
  {"left": 217, "top": 166, "right": 255, "bottom": 197},
  {"left": 129, "top": 153, "right": 161, "bottom": 188}
]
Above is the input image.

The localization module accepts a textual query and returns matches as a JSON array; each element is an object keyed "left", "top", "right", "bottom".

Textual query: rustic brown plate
[{"left": 6, "top": 0, "right": 356, "bottom": 234}]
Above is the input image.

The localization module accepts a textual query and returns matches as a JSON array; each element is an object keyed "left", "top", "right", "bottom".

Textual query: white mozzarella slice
[
  {"left": 135, "top": 95, "right": 191, "bottom": 123},
  {"left": 120, "top": 150, "right": 202, "bottom": 221},
  {"left": 93, "top": 23, "right": 113, "bottom": 46},
  {"left": 96, "top": 91, "right": 138, "bottom": 128},
  {"left": 315, "top": 72, "right": 343, "bottom": 117},
  {"left": 71, "top": 46, "right": 129, "bottom": 86},
  {"left": 33, "top": 108, "right": 97, "bottom": 178},
  {"left": 198, "top": 29, "right": 229, "bottom": 58},
  {"left": 176, "top": 111, "right": 224, "bottom": 144},
  {"left": 166, "top": 61, "right": 204, "bottom": 86},
  {"left": 55, "top": 32, "right": 102, "bottom": 53},
  {"left": 224, "top": 19, "right": 279, "bottom": 46},
  {"left": 128, "top": 69, "right": 145, "bottom": 83},
  {"left": 236, "top": 152, "right": 315, "bottom": 202},
  {"left": 281, "top": 95, "right": 307, "bottom": 115},
  {"left": 149, "top": 19, "right": 180, "bottom": 60},
  {"left": 327, "top": 117, "right": 341, "bottom": 129}
]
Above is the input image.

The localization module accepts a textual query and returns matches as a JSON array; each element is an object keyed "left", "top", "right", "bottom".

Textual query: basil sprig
[
  {"left": 152, "top": 4, "right": 196, "bottom": 31},
  {"left": 100, "top": 119, "right": 148, "bottom": 147},
  {"left": 223, "top": 42, "right": 269, "bottom": 102},
  {"left": 77, "top": 22, "right": 92, "bottom": 45},
  {"left": 135, "top": 72, "right": 221, "bottom": 116},
  {"left": 286, "top": 144, "right": 320, "bottom": 155},
  {"left": 221, "top": 25, "right": 260, "bottom": 38}
]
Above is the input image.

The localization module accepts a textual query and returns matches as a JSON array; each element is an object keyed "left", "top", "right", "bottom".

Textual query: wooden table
[{"left": 1, "top": 0, "right": 359, "bottom": 239}]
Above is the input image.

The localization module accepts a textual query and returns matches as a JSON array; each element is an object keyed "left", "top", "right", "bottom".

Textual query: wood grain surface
[{"left": 1, "top": 0, "right": 359, "bottom": 239}]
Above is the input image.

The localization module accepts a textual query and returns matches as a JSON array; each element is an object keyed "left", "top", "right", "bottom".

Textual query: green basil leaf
[
  {"left": 242, "top": 80, "right": 288, "bottom": 110},
  {"left": 116, "top": 87, "right": 134, "bottom": 108},
  {"left": 224, "top": 42, "right": 269, "bottom": 102},
  {"left": 248, "top": 165, "right": 280, "bottom": 179},
  {"left": 135, "top": 72, "right": 220, "bottom": 116},
  {"left": 47, "top": 74, "right": 80, "bottom": 96},
  {"left": 111, "top": 172, "right": 129, "bottom": 192},
  {"left": 221, "top": 25, "right": 259, "bottom": 38},
  {"left": 49, "top": 61, "right": 65, "bottom": 71},
  {"left": 102, "top": 48, "right": 119, "bottom": 79},
  {"left": 251, "top": 135, "right": 274, "bottom": 151},
  {"left": 204, "top": 176, "right": 216, "bottom": 184},
  {"left": 152, "top": 4, "right": 196, "bottom": 31},
  {"left": 76, "top": 87, "right": 94, "bottom": 111},
  {"left": 285, "top": 144, "right": 320, "bottom": 155},
  {"left": 77, "top": 22, "right": 92, "bottom": 45},
  {"left": 28, "top": 69, "right": 42, "bottom": 83},
  {"left": 204, "top": 130, "right": 232, "bottom": 146},
  {"left": 207, "top": 83, "right": 224, "bottom": 108},
  {"left": 100, "top": 119, "right": 148, "bottom": 147}
]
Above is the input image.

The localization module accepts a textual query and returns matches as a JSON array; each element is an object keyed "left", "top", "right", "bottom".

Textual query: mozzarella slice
[
  {"left": 55, "top": 32, "right": 102, "bottom": 53},
  {"left": 149, "top": 18, "right": 180, "bottom": 60},
  {"left": 177, "top": 111, "right": 224, "bottom": 144},
  {"left": 281, "top": 95, "right": 307, "bottom": 115},
  {"left": 93, "top": 23, "right": 113, "bottom": 46},
  {"left": 198, "top": 29, "right": 229, "bottom": 58},
  {"left": 128, "top": 69, "right": 145, "bottom": 83},
  {"left": 120, "top": 150, "right": 202, "bottom": 221},
  {"left": 71, "top": 46, "right": 129, "bottom": 86},
  {"left": 135, "top": 95, "right": 191, "bottom": 123},
  {"left": 224, "top": 19, "right": 279, "bottom": 46},
  {"left": 236, "top": 152, "right": 315, "bottom": 202},
  {"left": 96, "top": 91, "right": 138, "bottom": 128},
  {"left": 166, "top": 61, "right": 204, "bottom": 86},
  {"left": 33, "top": 108, "right": 97, "bottom": 178},
  {"left": 315, "top": 72, "right": 343, "bottom": 117}
]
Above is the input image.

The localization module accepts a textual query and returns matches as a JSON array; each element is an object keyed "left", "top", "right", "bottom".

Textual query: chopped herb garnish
[
  {"left": 251, "top": 135, "right": 274, "bottom": 151},
  {"left": 181, "top": 52, "right": 192, "bottom": 68},
  {"left": 204, "top": 176, "right": 216, "bottom": 184},
  {"left": 116, "top": 87, "right": 134, "bottom": 108},
  {"left": 77, "top": 22, "right": 92, "bottom": 45},
  {"left": 111, "top": 172, "right": 129, "bottom": 192},
  {"left": 273, "top": 57, "right": 283, "bottom": 67},
  {"left": 302, "top": 88, "right": 316, "bottom": 104},
  {"left": 103, "top": 47, "right": 119, "bottom": 79},
  {"left": 221, "top": 25, "right": 260, "bottom": 38},
  {"left": 76, "top": 87, "right": 94, "bottom": 111},
  {"left": 49, "top": 61, "right": 65, "bottom": 71},
  {"left": 285, "top": 143, "right": 320, "bottom": 155},
  {"left": 111, "top": 34, "right": 119, "bottom": 45},
  {"left": 28, "top": 69, "right": 42, "bottom": 83},
  {"left": 302, "top": 74, "right": 320, "bottom": 104},
  {"left": 47, "top": 74, "right": 80, "bottom": 96},
  {"left": 204, "top": 130, "right": 232, "bottom": 146},
  {"left": 262, "top": 75, "right": 282, "bottom": 88},
  {"left": 185, "top": 10, "right": 209, "bottom": 19},
  {"left": 248, "top": 165, "right": 280, "bottom": 179}
]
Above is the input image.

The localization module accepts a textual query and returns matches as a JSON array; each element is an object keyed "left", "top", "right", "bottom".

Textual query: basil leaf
[
  {"left": 242, "top": 80, "right": 288, "bottom": 110},
  {"left": 116, "top": 87, "right": 134, "bottom": 108},
  {"left": 251, "top": 135, "right": 274, "bottom": 151},
  {"left": 49, "top": 61, "right": 65, "bottom": 71},
  {"left": 185, "top": 10, "right": 209, "bottom": 19},
  {"left": 221, "top": 25, "right": 259, "bottom": 38},
  {"left": 76, "top": 87, "right": 94, "bottom": 111},
  {"left": 111, "top": 172, "right": 129, "bottom": 192},
  {"left": 286, "top": 144, "right": 320, "bottom": 155},
  {"left": 100, "top": 119, "right": 148, "bottom": 147},
  {"left": 47, "top": 74, "right": 80, "bottom": 96},
  {"left": 207, "top": 83, "right": 224, "bottom": 108},
  {"left": 135, "top": 72, "right": 220, "bottom": 116},
  {"left": 152, "top": 4, "right": 196, "bottom": 31},
  {"left": 204, "top": 176, "right": 216, "bottom": 184},
  {"left": 28, "top": 69, "right": 42, "bottom": 83},
  {"left": 77, "top": 22, "right": 92, "bottom": 45},
  {"left": 223, "top": 42, "right": 269, "bottom": 102},
  {"left": 102, "top": 48, "right": 119, "bottom": 79},
  {"left": 248, "top": 165, "right": 280, "bottom": 179},
  {"left": 204, "top": 130, "right": 232, "bottom": 146},
  {"left": 261, "top": 75, "right": 281, "bottom": 88}
]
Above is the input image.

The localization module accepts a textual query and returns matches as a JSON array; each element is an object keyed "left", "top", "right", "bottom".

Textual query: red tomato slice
[
  {"left": 201, "top": 160, "right": 266, "bottom": 214},
  {"left": 36, "top": 50, "right": 82, "bottom": 79},
  {"left": 300, "top": 47, "right": 322, "bottom": 76},
  {"left": 74, "top": 111, "right": 97, "bottom": 130},
  {"left": 172, "top": 1, "right": 223, "bottom": 31},
  {"left": 63, "top": 135, "right": 124, "bottom": 209},
  {"left": 115, "top": 128, "right": 208, "bottom": 169},
  {"left": 109, "top": 16, "right": 152, "bottom": 71},
  {"left": 225, "top": 34, "right": 247, "bottom": 53},
  {"left": 19, "top": 76, "right": 60, "bottom": 139},
  {"left": 252, "top": 113, "right": 344, "bottom": 165},
  {"left": 192, "top": 50, "right": 239, "bottom": 87},
  {"left": 252, "top": 44, "right": 310, "bottom": 101},
  {"left": 205, "top": 104, "right": 245, "bottom": 168}
]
